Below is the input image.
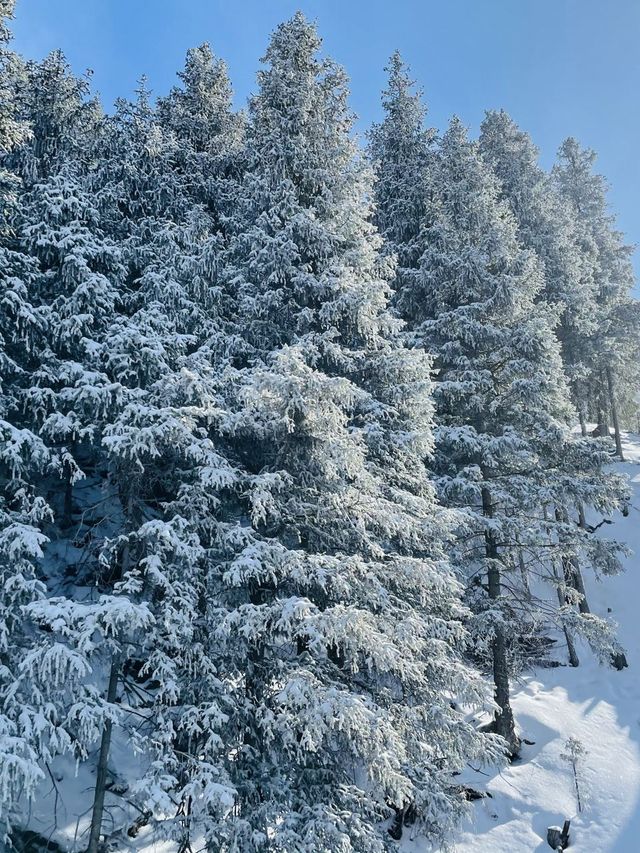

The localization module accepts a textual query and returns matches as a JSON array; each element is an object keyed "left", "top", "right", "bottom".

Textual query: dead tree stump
[{"left": 547, "top": 819, "right": 570, "bottom": 850}]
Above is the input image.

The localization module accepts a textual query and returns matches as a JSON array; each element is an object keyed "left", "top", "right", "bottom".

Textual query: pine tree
[
  {"left": 52, "top": 78, "right": 242, "bottom": 850},
  {"left": 157, "top": 42, "right": 244, "bottom": 214},
  {"left": 209, "top": 17, "right": 503, "bottom": 850},
  {"left": 371, "top": 80, "right": 629, "bottom": 754},
  {"left": 2, "top": 89, "right": 148, "bottom": 848},
  {"left": 368, "top": 52, "right": 433, "bottom": 280},
  {"left": 478, "top": 111, "right": 598, "bottom": 434},
  {"left": 552, "top": 138, "right": 640, "bottom": 454},
  {"left": 9, "top": 48, "right": 100, "bottom": 186},
  {"left": 1, "top": 58, "right": 233, "bottom": 846},
  {"left": 0, "top": 4, "right": 67, "bottom": 832}
]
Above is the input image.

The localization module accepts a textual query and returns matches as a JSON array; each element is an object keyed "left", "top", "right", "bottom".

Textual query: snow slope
[{"left": 413, "top": 432, "right": 640, "bottom": 853}]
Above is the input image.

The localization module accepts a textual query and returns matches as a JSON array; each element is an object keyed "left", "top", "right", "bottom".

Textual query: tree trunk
[
  {"left": 596, "top": 371, "right": 611, "bottom": 439},
  {"left": 556, "top": 507, "right": 591, "bottom": 615},
  {"left": 518, "top": 551, "right": 530, "bottom": 596},
  {"left": 578, "top": 407, "right": 588, "bottom": 438},
  {"left": 62, "top": 441, "right": 76, "bottom": 530},
  {"left": 575, "top": 380, "right": 588, "bottom": 437},
  {"left": 573, "top": 503, "right": 591, "bottom": 613},
  {"left": 596, "top": 408, "right": 609, "bottom": 438},
  {"left": 606, "top": 363, "right": 625, "bottom": 460},
  {"left": 569, "top": 555, "right": 590, "bottom": 615},
  {"left": 86, "top": 491, "right": 134, "bottom": 853},
  {"left": 482, "top": 486, "right": 519, "bottom": 757},
  {"left": 552, "top": 559, "right": 579, "bottom": 667},
  {"left": 86, "top": 656, "right": 120, "bottom": 853}
]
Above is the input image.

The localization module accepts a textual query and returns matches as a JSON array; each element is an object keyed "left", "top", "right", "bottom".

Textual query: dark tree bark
[
  {"left": 86, "top": 655, "right": 121, "bottom": 853},
  {"left": 578, "top": 407, "right": 588, "bottom": 438},
  {"left": 551, "top": 559, "right": 580, "bottom": 667},
  {"left": 518, "top": 551, "right": 531, "bottom": 596},
  {"left": 62, "top": 440, "right": 76, "bottom": 530},
  {"left": 595, "top": 370, "right": 612, "bottom": 440},
  {"left": 86, "top": 491, "right": 135, "bottom": 853},
  {"left": 482, "top": 486, "right": 520, "bottom": 757},
  {"left": 606, "top": 363, "right": 625, "bottom": 460},
  {"left": 569, "top": 554, "right": 590, "bottom": 616},
  {"left": 557, "top": 507, "right": 591, "bottom": 615},
  {"left": 547, "top": 820, "right": 570, "bottom": 851}
]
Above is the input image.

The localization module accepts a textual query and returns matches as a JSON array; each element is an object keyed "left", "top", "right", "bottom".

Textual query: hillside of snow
[{"left": 409, "top": 431, "right": 640, "bottom": 853}]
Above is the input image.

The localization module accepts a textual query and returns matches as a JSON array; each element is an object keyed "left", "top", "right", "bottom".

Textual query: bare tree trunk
[
  {"left": 518, "top": 551, "right": 530, "bottom": 596},
  {"left": 568, "top": 554, "right": 590, "bottom": 615},
  {"left": 86, "top": 491, "right": 134, "bottom": 853},
  {"left": 482, "top": 486, "right": 519, "bottom": 756},
  {"left": 606, "top": 364, "right": 625, "bottom": 460},
  {"left": 575, "top": 381, "right": 588, "bottom": 437},
  {"left": 577, "top": 503, "right": 586, "bottom": 530},
  {"left": 552, "top": 559, "right": 579, "bottom": 667},
  {"left": 62, "top": 441, "right": 76, "bottom": 530},
  {"left": 596, "top": 408, "right": 609, "bottom": 438},
  {"left": 578, "top": 407, "right": 588, "bottom": 438},
  {"left": 556, "top": 507, "right": 591, "bottom": 615},
  {"left": 86, "top": 656, "right": 120, "bottom": 853},
  {"left": 596, "top": 371, "right": 611, "bottom": 439}
]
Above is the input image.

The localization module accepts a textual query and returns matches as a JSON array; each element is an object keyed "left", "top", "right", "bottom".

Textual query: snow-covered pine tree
[
  {"left": 478, "top": 111, "right": 599, "bottom": 434},
  {"left": 9, "top": 48, "right": 100, "bottom": 186},
  {"left": 371, "top": 81, "right": 628, "bottom": 753},
  {"left": 1, "top": 38, "right": 111, "bottom": 549},
  {"left": 552, "top": 138, "right": 640, "bottom": 455},
  {"left": 2, "top": 79, "right": 157, "bottom": 846},
  {"left": 477, "top": 112, "right": 636, "bottom": 624},
  {"left": 0, "top": 5, "right": 82, "bottom": 834},
  {"left": 367, "top": 52, "right": 434, "bottom": 285},
  {"left": 27, "top": 77, "right": 242, "bottom": 850},
  {"left": 1, "top": 55, "right": 231, "bottom": 846},
  {"left": 209, "top": 16, "right": 503, "bottom": 850},
  {"left": 157, "top": 42, "right": 244, "bottom": 215}
]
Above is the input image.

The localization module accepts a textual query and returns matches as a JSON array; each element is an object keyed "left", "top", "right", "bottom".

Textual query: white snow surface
[{"left": 406, "top": 431, "right": 640, "bottom": 853}]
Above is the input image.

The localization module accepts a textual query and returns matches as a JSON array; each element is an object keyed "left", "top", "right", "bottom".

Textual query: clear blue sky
[{"left": 11, "top": 0, "right": 640, "bottom": 277}]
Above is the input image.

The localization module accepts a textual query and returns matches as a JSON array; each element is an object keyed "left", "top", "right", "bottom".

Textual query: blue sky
[{"left": 12, "top": 0, "right": 640, "bottom": 276}]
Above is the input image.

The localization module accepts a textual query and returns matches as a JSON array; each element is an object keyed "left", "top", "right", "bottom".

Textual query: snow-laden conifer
[
  {"left": 211, "top": 17, "right": 502, "bottom": 850},
  {"left": 371, "top": 71, "right": 629, "bottom": 753},
  {"left": 368, "top": 52, "right": 433, "bottom": 282},
  {"left": 478, "top": 111, "right": 599, "bottom": 432},
  {"left": 157, "top": 43, "right": 244, "bottom": 213},
  {"left": 0, "top": 6, "right": 69, "bottom": 830},
  {"left": 552, "top": 138, "right": 640, "bottom": 452}
]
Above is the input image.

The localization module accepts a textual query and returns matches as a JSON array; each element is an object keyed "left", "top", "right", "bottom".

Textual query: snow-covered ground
[{"left": 414, "top": 432, "right": 640, "bottom": 853}]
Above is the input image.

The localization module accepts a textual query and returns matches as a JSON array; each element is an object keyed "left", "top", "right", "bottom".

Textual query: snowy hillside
[{"left": 412, "top": 433, "right": 640, "bottom": 853}]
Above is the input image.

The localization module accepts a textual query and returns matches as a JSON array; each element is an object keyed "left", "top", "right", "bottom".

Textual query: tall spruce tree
[
  {"left": 0, "top": 49, "right": 237, "bottom": 847},
  {"left": 23, "top": 77, "right": 242, "bottom": 850},
  {"left": 157, "top": 43, "right": 244, "bottom": 215},
  {"left": 478, "top": 111, "right": 599, "bottom": 435},
  {"left": 90, "top": 84, "right": 240, "bottom": 849},
  {"left": 211, "top": 15, "right": 502, "bottom": 850},
  {"left": 371, "top": 68, "right": 629, "bottom": 753},
  {"left": 0, "top": 3, "right": 62, "bottom": 833},
  {"left": 552, "top": 138, "right": 640, "bottom": 454},
  {"left": 368, "top": 52, "right": 433, "bottom": 282}
]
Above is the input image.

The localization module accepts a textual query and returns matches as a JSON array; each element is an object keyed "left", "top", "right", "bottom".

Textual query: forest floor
[{"left": 407, "top": 431, "right": 640, "bottom": 853}]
